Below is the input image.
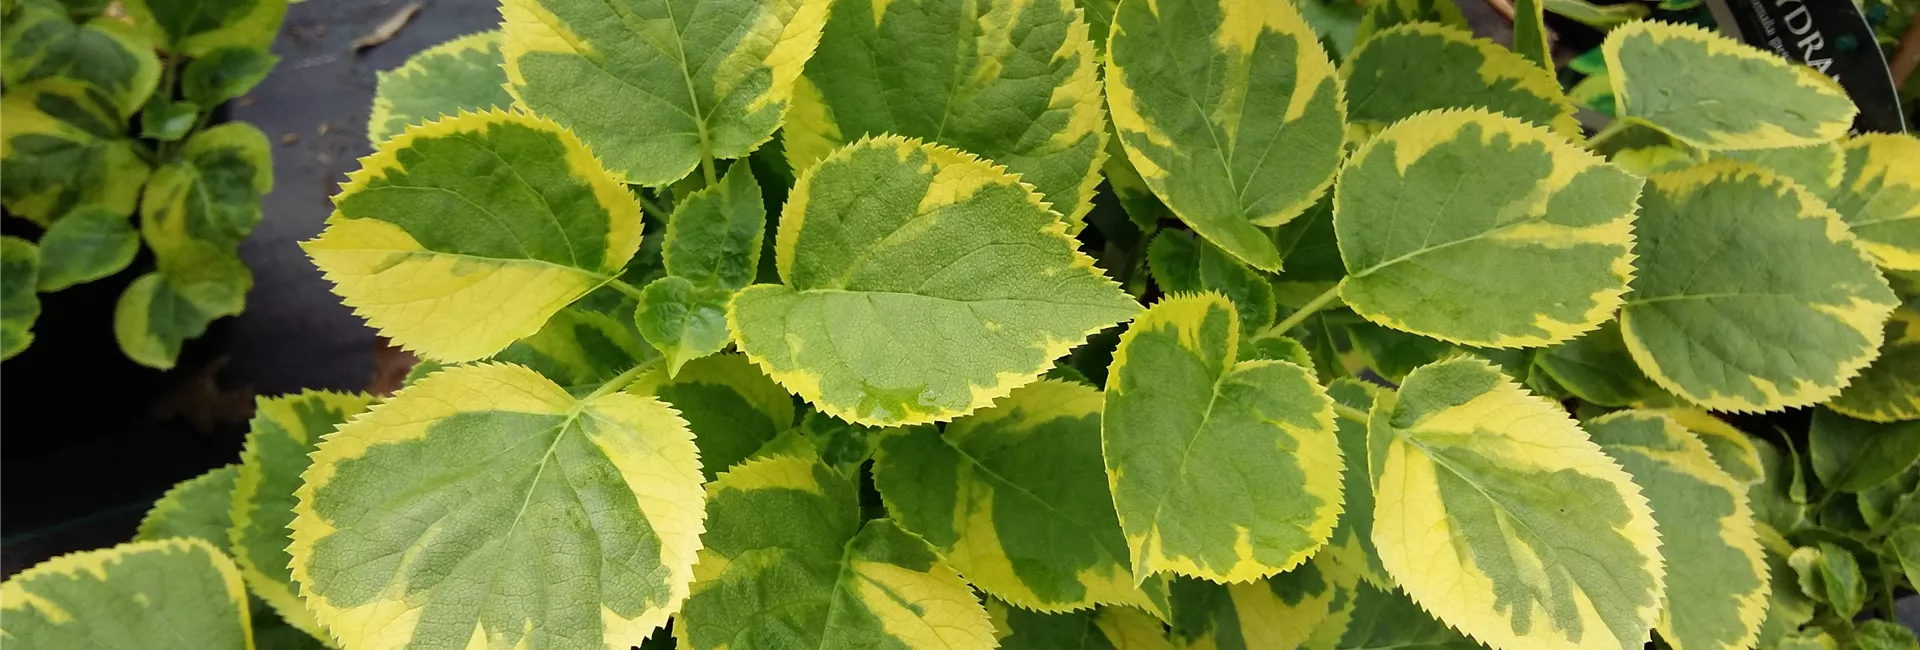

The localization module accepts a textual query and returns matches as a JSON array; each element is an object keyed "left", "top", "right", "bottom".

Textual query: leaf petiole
[
  {"left": 1332, "top": 402, "right": 1369, "bottom": 425},
  {"left": 586, "top": 361, "right": 655, "bottom": 401},
  {"left": 1263, "top": 282, "right": 1343, "bottom": 338},
  {"left": 605, "top": 278, "right": 647, "bottom": 300}
]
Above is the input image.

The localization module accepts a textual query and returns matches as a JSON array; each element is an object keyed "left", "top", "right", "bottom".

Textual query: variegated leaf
[
  {"left": 1620, "top": 162, "right": 1898, "bottom": 412},
  {"left": 136, "top": 465, "right": 240, "bottom": 548},
  {"left": 1602, "top": 21, "right": 1856, "bottom": 151},
  {"left": 1335, "top": 108, "right": 1640, "bottom": 348},
  {"left": 501, "top": 0, "right": 831, "bottom": 185},
  {"left": 35, "top": 206, "right": 139, "bottom": 291},
  {"left": 1535, "top": 320, "right": 1678, "bottom": 408},
  {"left": 630, "top": 352, "right": 797, "bottom": 481},
  {"left": 0, "top": 539, "right": 252, "bottom": 649},
  {"left": 875, "top": 380, "right": 1166, "bottom": 615},
  {"left": 230, "top": 391, "right": 376, "bottom": 640},
  {"left": 677, "top": 452, "right": 996, "bottom": 649},
  {"left": 1370, "top": 357, "right": 1664, "bottom": 650},
  {"left": 1164, "top": 554, "right": 1360, "bottom": 650},
  {"left": 1341, "top": 24, "right": 1577, "bottom": 140},
  {"left": 1830, "top": 298, "right": 1920, "bottom": 422},
  {"left": 1353, "top": 0, "right": 1466, "bottom": 44},
  {"left": 1105, "top": 0, "right": 1346, "bottom": 270},
  {"left": 1721, "top": 143, "right": 1845, "bottom": 199},
  {"left": 1332, "top": 582, "right": 1486, "bottom": 649},
  {"left": 368, "top": 30, "right": 514, "bottom": 145},
  {"left": 785, "top": 0, "right": 1106, "bottom": 227},
  {"left": 988, "top": 600, "right": 1143, "bottom": 649},
  {"left": 289, "top": 363, "right": 705, "bottom": 650},
  {"left": 1148, "top": 230, "right": 1276, "bottom": 336},
  {"left": 0, "top": 79, "right": 150, "bottom": 225},
  {"left": 1512, "top": 0, "right": 1550, "bottom": 70},
  {"left": 729, "top": 136, "right": 1137, "bottom": 426},
  {"left": 1104, "top": 293, "right": 1341, "bottom": 582},
  {"left": 491, "top": 287, "right": 656, "bottom": 393},
  {"left": 1829, "top": 133, "right": 1920, "bottom": 271},
  {"left": 1, "top": 236, "right": 40, "bottom": 359},
  {"left": 123, "top": 0, "right": 285, "bottom": 56},
  {"left": 305, "top": 110, "right": 644, "bottom": 363},
  {"left": 1323, "top": 378, "right": 1387, "bottom": 588},
  {"left": 1754, "top": 527, "right": 1816, "bottom": 650},
  {"left": 1655, "top": 408, "right": 1765, "bottom": 486},
  {"left": 1587, "top": 411, "right": 1767, "bottom": 650},
  {"left": 114, "top": 266, "right": 249, "bottom": 370},
  {"left": 0, "top": 1, "right": 160, "bottom": 117}
]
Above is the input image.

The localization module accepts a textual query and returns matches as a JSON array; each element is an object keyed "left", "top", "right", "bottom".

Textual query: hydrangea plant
[
  {"left": 6, "top": 0, "right": 1920, "bottom": 649},
  {"left": 0, "top": 0, "right": 286, "bottom": 367}
]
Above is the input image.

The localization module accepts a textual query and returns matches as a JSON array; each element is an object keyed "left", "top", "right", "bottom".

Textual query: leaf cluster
[
  {"left": 0, "top": 0, "right": 285, "bottom": 368},
  {"left": 7, "top": 0, "right": 1920, "bottom": 649}
]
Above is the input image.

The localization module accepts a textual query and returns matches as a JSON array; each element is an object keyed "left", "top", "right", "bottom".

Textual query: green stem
[
  {"left": 606, "top": 278, "right": 647, "bottom": 300},
  {"left": 699, "top": 151, "right": 719, "bottom": 187},
  {"left": 1332, "top": 402, "right": 1369, "bottom": 425},
  {"left": 586, "top": 362, "right": 653, "bottom": 400},
  {"left": 1263, "top": 282, "right": 1343, "bottom": 338},
  {"left": 637, "top": 192, "right": 672, "bottom": 222}
]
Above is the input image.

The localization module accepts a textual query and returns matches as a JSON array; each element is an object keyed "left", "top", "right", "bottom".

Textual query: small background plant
[
  {"left": 4, "top": 0, "right": 1919, "bottom": 649},
  {"left": 0, "top": 0, "right": 286, "bottom": 368}
]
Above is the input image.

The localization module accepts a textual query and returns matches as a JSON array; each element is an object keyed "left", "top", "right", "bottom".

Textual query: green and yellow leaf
[
  {"left": 368, "top": 30, "right": 514, "bottom": 145},
  {"left": 1, "top": 236, "right": 41, "bottom": 360},
  {"left": 730, "top": 136, "right": 1138, "bottom": 425},
  {"left": 288, "top": 363, "right": 705, "bottom": 650},
  {"left": 1323, "top": 378, "right": 1387, "bottom": 588},
  {"left": 1790, "top": 542, "right": 1865, "bottom": 619},
  {"left": 1721, "top": 143, "right": 1845, "bottom": 199},
  {"left": 1353, "top": 0, "right": 1466, "bottom": 45},
  {"left": 1620, "top": 162, "right": 1898, "bottom": 412},
  {"left": 1809, "top": 407, "right": 1920, "bottom": 493},
  {"left": 230, "top": 391, "right": 376, "bottom": 641},
  {"left": 0, "top": 1, "right": 160, "bottom": 117},
  {"left": 990, "top": 600, "right": 1139, "bottom": 649},
  {"left": 1828, "top": 133, "right": 1920, "bottom": 271},
  {"left": 123, "top": 0, "right": 286, "bottom": 56},
  {"left": 1512, "top": 0, "right": 1551, "bottom": 71},
  {"left": 115, "top": 267, "right": 249, "bottom": 370},
  {"left": 786, "top": 0, "right": 1106, "bottom": 227},
  {"left": 1370, "top": 356, "right": 1664, "bottom": 650},
  {"left": 490, "top": 287, "right": 656, "bottom": 393},
  {"left": 181, "top": 46, "right": 278, "bottom": 107},
  {"left": 1603, "top": 21, "right": 1856, "bottom": 151},
  {"left": 1589, "top": 118, "right": 1701, "bottom": 177},
  {"left": 677, "top": 453, "right": 996, "bottom": 649},
  {"left": 0, "top": 538, "right": 253, "bottom": 649},
  {"left": 1097, "top": 606, "right": 1176, "bottom": 650},
  {"left": 1754, "top": 526, "right": 1815, "bottom": 650},
  {"left": 1105, "top": 0, "right": 1346, "bottom": 270},
  {"left": 304, "top": 109, "right": 643, "bottom": 363},
  {"left": 1104, "top": 293, "right": 1342, "bottom": 582},
  {"left": 630, "top": 352, "right": 797, "bottom": 481},
  {"left": 136, "top": 465, "right": 240, "bottom": 548},
  {"left": 141, "top": 121, "right": 273, "bottom": 262},
  {"left": 1535, "top": 320, "right": 1678, "bottom": 408},
  {"left": 1655, "top": 408, "right": 1764, "bottom": 486},
  {"left": 1586, "top": 411, "right": 1767, "bottom": 650},
  {"left": 500, "top": 0, "right": 831, "bottom": 185},
  {"left": 35, "top": 205, "right": 139, "bottom": 291},
  {"left": 1149, "top": 230, "right": 1277, "bottom": 336},
  {"left": 1341, "top": 24, "right": 1578, "bottom": 140},
  {"left": 1830, "top": 298, "right": 1920, "bottom": 422},
  {"left": 874, "top": 380, "right": 1166, "bottom": 615},
  {"left": 0, "top": 79, "right": 150, "bottom": 225},
  {"left": 1332, "top": 581, "right": 1486, "bottom": 649},
  {"left": 1335, "top": 108, "right": 1641, "bottom": 348},
  {"left": 1164, "top": 554, "right": 1359, "bottom": 650}
]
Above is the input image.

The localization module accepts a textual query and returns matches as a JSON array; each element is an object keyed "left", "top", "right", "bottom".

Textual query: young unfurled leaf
[
  {"left": 786, "top": 0, "right": 1106, "bottom": 227},
  {"left": 1343, "top": 320, "right": 1452, "bottom": 383},
  {"left": 1512, "top": 0, "right": 1550, "bottom": 71},
  {"left": 1335, "top": 581, "right": 1486, "bottom": 650},
  {"left": 1104, "top": 294, "right": 1341, "bottom": 582},
  {"left": 1602, "top": 21, "right": 1856, "bottom": 151},
  {"left": 1242, "top": 331, "right": 1315, "bottom": 373},
  {"left": 0, "top": 80, "right": 150, "bottom": 225},
  {"left": 1, "top": 236, "right": 41, "bottom": 360},
  {"left": 1721, "top": 143, "right": 1845, "bottom": 199},
  {"left": 1105, "top": 0, "right": 1346, "bottom": 270},
  {"left": 1370, "top": 357, "right": 1664, "bottom": 650},
  {"left": 135, "top": 465, "right": 240, "bottom": 548},
  {"left": 288, "top": 363, "right": 705, "bottom": 650},
  {"left": 1890, "top": 527, "right": 1920, "bottom": 600},
  {"left": 1164, "top": 555, "right": 1360, "bottom": 650},
  {"left": 1620, "top": 162, "right": 1898, "bottom": 412},
  {"left": 1857, "top": 620, "right": 1920, "bottom": 650},
  {"left": 1790, "top": 543, "right": 1865, "bottom": 619},
  {"left": 114, "top": 266, "right": 250, "bottom": 369},
  {"left": 635, "top": 276, "right": 732, "bottom": 375},
  {"left": 182, "top": 46, "right": 279, "bottom": 107},
  {"left": 1809, "top": 407, "right": 1920, "bottom": 493},
  {"left": 677, "top": 453, "right": 995, "bottom": 649},
  {"left": 305, "top": 110, "right": 644, "bottom": 362},
  {"left": 368, "top": 30, "right": 513, "bottom": 145},
  {"left": 631, "top": 352, "right": 797, "bottom": 481},
  {"left": 1542, "top": 0, "right": 1647, "bottom": 28},
  {"left": 786, "top": 409, "right": 879, "bottom": 475},
  {"left": 1353, "top": 0, "right": 1466, "bottom": 45},
  {"left": 0, "top": 539, "right": 252, "bottom": 649},
  {"left": 1335, "top": 109, "right": 1640, "bottom": 348},
  {"left": 1830, "top": 299, "right": 1920, "bottom": 422},
  {"left": 1341, "top": 24, "right": 1577, "bottom": 139},
  {"left": 874, "top": 381, "right": 1166, "bottom": 615},
  {"left": 664, "top": 164, "right": 766, "bottom": 291},
  {"left": 1828, "top": 133, "right": 1920, "bottom": 271},
  {"left": 1323, "top": 378, "right": 1387, "bottom": 588},
  {"left": 230, "top": 391, "right": 375, "bottom": 640},
  {"left": 1657, "top": 408, "right": 1765, "bottom": 486},
  {"left": 1535, "top": 320, "right": 1677, "bottom": 408},
  {"left": 730, "top": 136, "right": 1137, "bottom": 426},
  {"left": 1148, "top": 230, "right": 1277, "bottom": 335},
  {"left": 0, "top": 2, "right": 160, "bottom": 117},
  {"left": 1586, "top": 411, "right": 1767, "bottom": 650},
  {"left": 123, "top": 0, "right": 286, "bottom": 56},
  {"left": 500, "top": 0, "right": 831, "bottom": 186},
  {"left": 36, "top": 205, "right": 138, "bottom": 291},
  {"left": 141, "top": 99, "right": 198, "bottom": 141}
]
